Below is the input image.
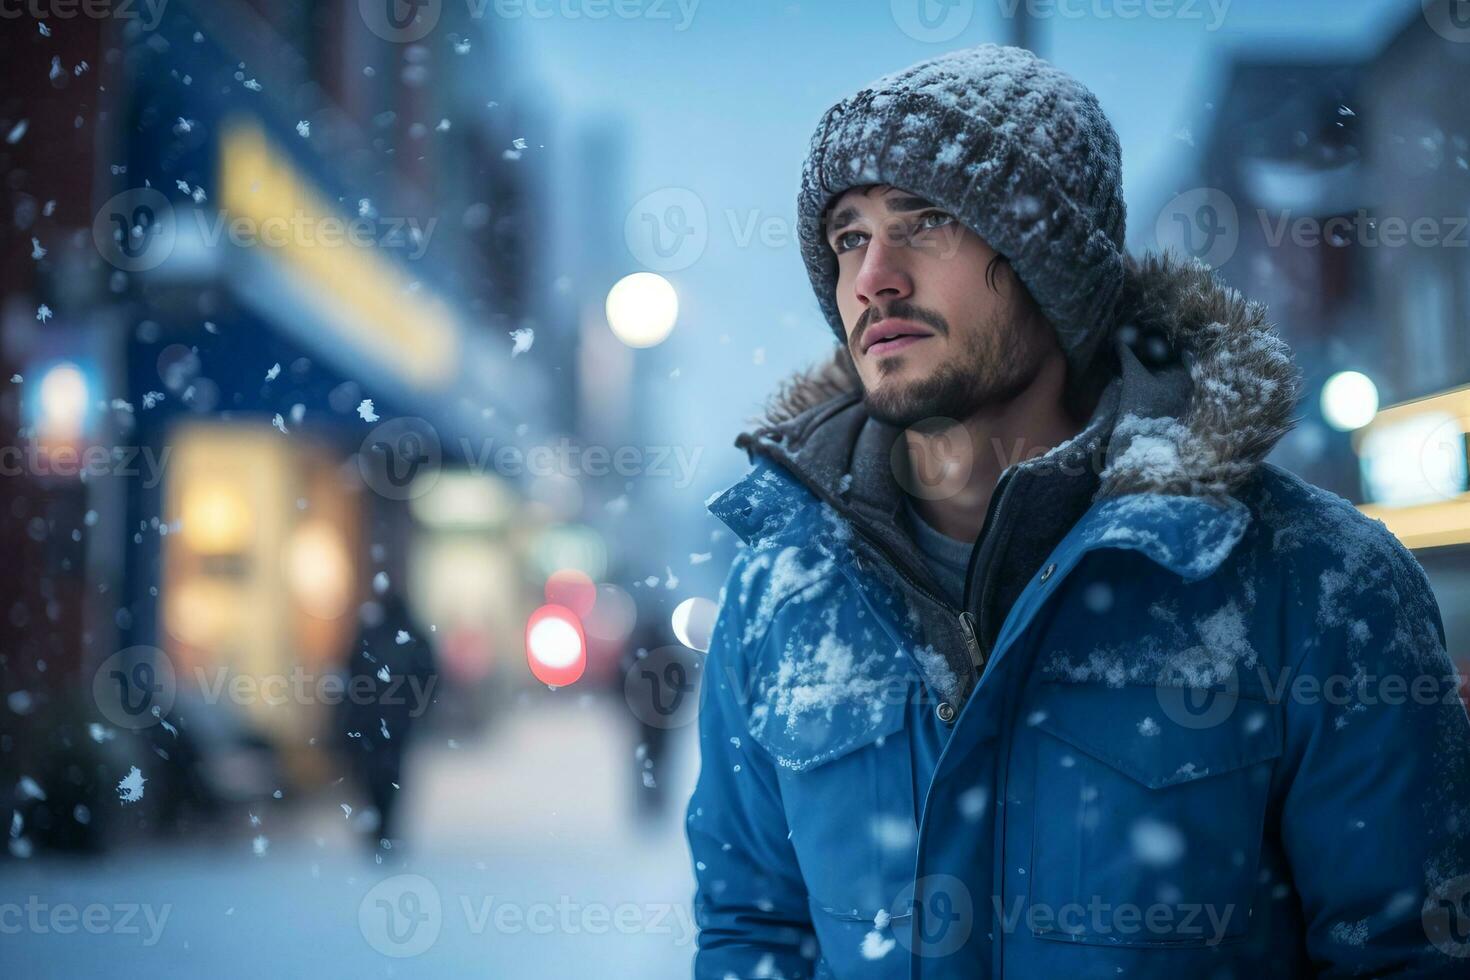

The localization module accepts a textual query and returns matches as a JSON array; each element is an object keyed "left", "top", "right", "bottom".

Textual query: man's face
[{"left": 824, "top": 184, "right": 1057, "bottom": 428}]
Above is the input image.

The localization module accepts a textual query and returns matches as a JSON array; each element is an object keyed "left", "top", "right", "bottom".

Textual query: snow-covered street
[{"left": 3, "top": 695, "right": 701, "bottom": 979}]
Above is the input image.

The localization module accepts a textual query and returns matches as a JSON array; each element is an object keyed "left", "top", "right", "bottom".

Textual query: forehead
[{"left": 826, "top": 184, "right": 933, "bottom": 224}]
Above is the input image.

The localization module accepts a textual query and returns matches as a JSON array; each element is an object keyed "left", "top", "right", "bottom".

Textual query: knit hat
[{"left": 796, "top": 44, "right": 1127, "bottom": 384}]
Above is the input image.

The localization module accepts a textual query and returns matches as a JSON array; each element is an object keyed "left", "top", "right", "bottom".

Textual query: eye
[
  {"left": 832, "top": 228, "right": 869, "bottom": 254},
  {"left": 916, "top": 210, "right": 956, "bottom": 231}
]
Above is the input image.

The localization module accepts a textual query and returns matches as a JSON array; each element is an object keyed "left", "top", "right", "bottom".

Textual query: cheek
[{"left": 833, "top": 273, "right": 862, "bottom": 337}]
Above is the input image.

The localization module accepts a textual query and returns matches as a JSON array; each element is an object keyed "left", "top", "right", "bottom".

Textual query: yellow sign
[
  {"left": 218, "top": 118, "right": 458, "bottom": 388},
  {"left": 1356, "top": 385, "right": 1470, "bottom": 550}
]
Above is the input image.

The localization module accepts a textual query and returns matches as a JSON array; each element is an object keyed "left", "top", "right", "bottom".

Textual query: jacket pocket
[
  {"left": 747, "top": 642, "right": 916, "bottom": 923},
  {"left": 751, "top": 682, "right": 915, "bottom": 918},
  {"left": 1027, "top": 681, "right": 1282, "bottom": 948}
]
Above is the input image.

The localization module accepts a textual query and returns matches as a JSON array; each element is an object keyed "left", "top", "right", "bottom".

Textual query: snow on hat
[{"left": 796, "top": 44, "right": 1127, "bottom": 383}]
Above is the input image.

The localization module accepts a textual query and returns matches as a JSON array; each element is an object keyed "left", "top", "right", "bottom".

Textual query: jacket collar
[{"left": 713, "top": 250, "right": 1302, "bottom": 581}]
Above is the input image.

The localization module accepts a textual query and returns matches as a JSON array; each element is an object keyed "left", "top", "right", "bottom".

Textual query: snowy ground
[{"left": 2, "top": 694, "right": 701, "bottom": 979}]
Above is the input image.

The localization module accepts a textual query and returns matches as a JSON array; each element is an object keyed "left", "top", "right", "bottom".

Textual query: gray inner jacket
[{"left": 731, "top": 250, "right": 1301, "bottom": 710}]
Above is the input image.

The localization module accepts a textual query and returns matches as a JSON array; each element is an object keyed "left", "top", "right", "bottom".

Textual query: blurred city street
[
  {"left": 3, "top": 694, "right": 700, "bottom": 978},
  {"left": 4, "top": 0, "right": 1470, "bottom": 975}
]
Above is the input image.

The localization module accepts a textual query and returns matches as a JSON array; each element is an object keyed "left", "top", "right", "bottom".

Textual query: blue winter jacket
[{"left": 685, "top": 252, "right": 1470, "bottom": 979}]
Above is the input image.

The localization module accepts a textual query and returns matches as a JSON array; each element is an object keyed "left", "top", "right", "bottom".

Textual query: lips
[{"left": 862, "top": 320, "right": 934, "bottom": 355}]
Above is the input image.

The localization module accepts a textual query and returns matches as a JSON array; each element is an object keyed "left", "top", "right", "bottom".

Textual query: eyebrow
[{"left": 826, "top": 195, "right": 936, "bottom": 240}]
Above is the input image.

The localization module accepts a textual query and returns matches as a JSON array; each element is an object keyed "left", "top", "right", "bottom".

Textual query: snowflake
[
  {"left": 116, "top": 766, "right": 146, "bottom": 804},
  {"left": 509, "top": 327, "right": 534, "bottom": 357}
]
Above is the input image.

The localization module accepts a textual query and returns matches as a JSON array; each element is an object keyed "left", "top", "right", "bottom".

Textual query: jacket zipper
[
  {"left": 754, "top": 447, "right": 1026, "bottom": 687},
  {"left": 958, "top": 609, "right": 983, "bottom": 671}
]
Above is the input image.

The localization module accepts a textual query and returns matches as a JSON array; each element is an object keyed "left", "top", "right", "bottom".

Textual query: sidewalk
[{"left": 1, "top": 692, "right": 701, "bottom": 979}]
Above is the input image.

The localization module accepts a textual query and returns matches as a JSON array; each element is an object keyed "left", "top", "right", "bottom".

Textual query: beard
[{"left": 859, "top": 301, "right": 1052, "bottom": 430}]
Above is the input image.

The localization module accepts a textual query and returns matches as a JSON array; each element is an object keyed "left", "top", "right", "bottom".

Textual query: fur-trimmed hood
[{"left": 738, "top": 249, "right": 1303, "bottom": 503}]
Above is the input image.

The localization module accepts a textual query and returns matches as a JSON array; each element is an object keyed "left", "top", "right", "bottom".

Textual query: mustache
[{"left": 853, "top": 300, "right": 950, "bottom": 352}]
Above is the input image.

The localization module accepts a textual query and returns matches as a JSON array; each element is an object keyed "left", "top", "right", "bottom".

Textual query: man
[{"left": 685, "top": 44, "right": 1470, "bottom": 978}]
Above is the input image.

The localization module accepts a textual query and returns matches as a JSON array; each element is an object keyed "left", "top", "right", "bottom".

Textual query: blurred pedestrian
[{"left": 337, "top": 591, "right": 438, "bottom": 859}]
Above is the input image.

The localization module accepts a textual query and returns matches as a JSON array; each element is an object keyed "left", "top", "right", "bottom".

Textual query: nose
[{"left": 852, "top": 233, "right": 914, "bottom": 311}]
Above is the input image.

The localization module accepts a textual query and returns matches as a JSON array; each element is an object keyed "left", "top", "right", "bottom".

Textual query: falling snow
[
  {"left": 509, "top": 327, "right": 534, "bottom": 357},
  {"left": 116, "top": 767, "right": 146, "bottom": 804}
]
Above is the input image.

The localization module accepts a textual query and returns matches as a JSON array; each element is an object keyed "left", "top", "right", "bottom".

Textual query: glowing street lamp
[
  {"left": 605, "top": 272, "right": 678, "bottom": 348},
  {"left": 36, "top": 361, "right": 91, "bottom": 440},
  {"left": 1322, "top": 371, "right": 1379, "bottom": 432}
]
